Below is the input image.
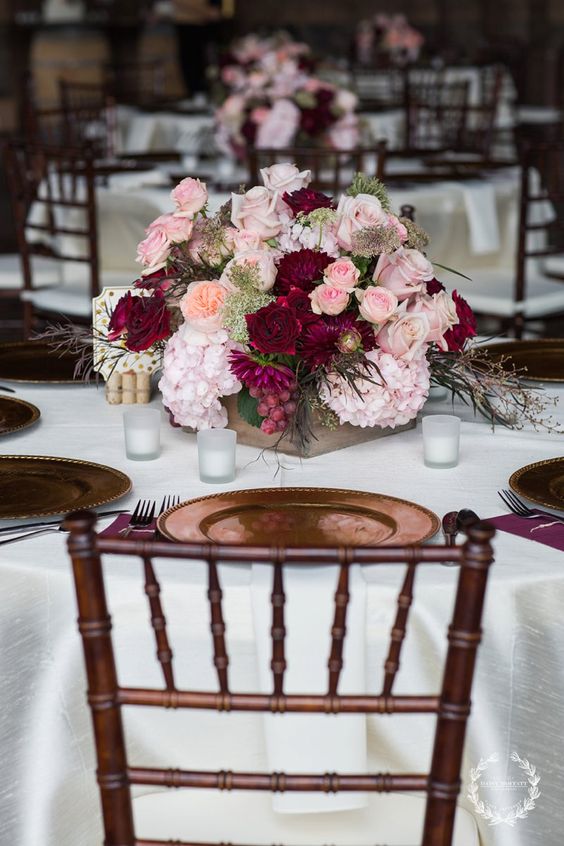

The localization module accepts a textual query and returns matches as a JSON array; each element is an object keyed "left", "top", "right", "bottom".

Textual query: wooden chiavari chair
[
  {"left": 247, "top": 142, "right": 388, "bottom": 196},
  {"left": 59, "top": 79, "right": 118, "bottom": 158},
  {"left": 103, "top": 58, "right": 167, "bottom": 108},
  {"left": 65, "top": 509, "right": 495, "bottom": 846},
  {"left": 351, "top": 66, "right": 406, "bottom": 111},
  {"left": 403, "top": 78, "right": 470, "bottom": 155}
]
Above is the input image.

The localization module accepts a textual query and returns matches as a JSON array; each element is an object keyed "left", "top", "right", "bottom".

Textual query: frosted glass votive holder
[
  {"left": 422, "top": 414, "right": 461, "bottom": 469},
  {"left": 123, "top": 408, "right": 161, "bottom": 461},
  {"left": 197, "top": 428, "right": 237, "bottom": 484}
]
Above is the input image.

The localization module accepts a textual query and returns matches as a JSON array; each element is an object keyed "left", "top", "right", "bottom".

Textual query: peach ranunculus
[
  {"left": 407, "top": 291, "right": 459, "bottom": 350},
  {"left": 231, "top": 186, "right": 282, "bottom": 239},
  {"left": 356, "top": 285, "right": 398, "bottom": 324},
  {"left": 220, "top": 249, "right": 277, "bottom": 293},
  {"left": 373, "top": 248, "right": 434, "bottom": 301},
  {"left": 309, "top": 283, "right": 350, "bottom": 316},
  {"left": 260, "top": 162, "right": 312, "bottom": 194},
  {"left": 179, "top": 280, "right": 229, "bottom": 334},
  {"left": 376, "top": 307, "right": 430, "bottom": 361},
  {"left": 147, "top": 213, "right": 193, "bottom": 244},
  {"left": 136, "top": 227, "right": 171, "bottom": 270},
  {"left": 170, "top": 177, "right": 208, "bottom": 217},
  {"left": 255, "top": 99, "right": 300, "bottom": 149},
  {"left": 335, "top": 192, "right": 389, "bottom": 251},
  {"left": 323, "top": 257, "right": 361, "bottom": 291}
]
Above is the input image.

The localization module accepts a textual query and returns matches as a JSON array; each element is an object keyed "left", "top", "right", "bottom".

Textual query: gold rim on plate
[
  {"left": 0, "top": 455, "right": 132, "bottom": 519},
  {"left": 509, "top": 457, "right": 564, "bottom": 512},
  {"left": 479, "top": 339, "right": 564, "bottom": 383},
  {"left": 0, "top": 396, "right": 40, "bottom": 436},
  {"left": 157, "top": 487, "right": 440, "bottom": 547}
]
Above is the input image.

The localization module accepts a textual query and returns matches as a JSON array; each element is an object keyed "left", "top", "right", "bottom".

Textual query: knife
[
  {"left": 0, "top": 508, "right": 128, "bottom": 536},
  {"left": 0, "top": 385, "right": 16, "bottom": 393}
]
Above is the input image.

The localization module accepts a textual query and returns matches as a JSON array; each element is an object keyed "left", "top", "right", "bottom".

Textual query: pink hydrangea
[
  {"left": 320, "top": 348, "right": 430, "bottom": 429},
  {"left": 158, "top": 325, "right": 241, "bottom": 430}
]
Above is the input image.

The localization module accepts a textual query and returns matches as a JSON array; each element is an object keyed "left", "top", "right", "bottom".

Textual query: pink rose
[
  {"left": 136, "top": 227, "right": 170, "bottom": 269},
  {"left": 387, "top": 214, "right": 409, "bottom": 243},
  {"left": 260, "top": 162, "right": 311, "bottom": 194},
  {"left": 408, "top": 291, "right": 459, "bottom": 350},
  {"left": 255, "top": 99, "right": 300, "bottom": 149},
  {"left": 335, "top": 88, "right": 358, "bottom": 113},
  {"left": 251, "top": 106, "right": 271, "bottom": 125},
  {"left": 356, "top": 286, "right": 398, "bottom": 324},
  {"left": 231, "top": 186, "right": 282, "bottom": 239},
  {"left": 180, "top": 280, "right": 229, "bottom": 333},
  {"left": 376, "top": 309, "right": 430, "bottom": 361},
  {"left": 147, "top": 213, "right": 193, "bottom": 244},
  {"left": 328, "top": 114, "right": 360, "bottom": 151},
  {"left": 309, "top": 283, "right": 350, "bottom": 315},
  {"left": 373, "top": 248, "right": 434, "bottom": 301},
  {"left": 170, "top": 177, "right": 208, "bottom": 217},
  {"left": 220, "top": 249, "right": 277, "bottom": 292},
  {"left": 232, "top": 228, "right": 266, "bottom": 252},
  {"left": 221, "top": 65, "right": 245, "bottom": 89},
  {"left": 218, "top": 94, "right": 246, "bottom": 121},
  {"left": 335, "top": 193, "right": 389, "bottom": 251},
  {"left": 323, "top": 258, "right": 361, "bottom": 291}
]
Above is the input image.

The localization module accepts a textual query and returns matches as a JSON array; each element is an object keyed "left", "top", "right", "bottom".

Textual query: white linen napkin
[
  {"left": 459, "top": 181, "right": 500, "bottom": 255},
  {"left": 250, "top": 563, "right": 367, "bottom": 813}
]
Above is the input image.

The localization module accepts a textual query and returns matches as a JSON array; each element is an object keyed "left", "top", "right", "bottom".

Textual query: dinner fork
[
  {"left": 498, "top": 490, "right": 564, "bottom": 525},
  {"left": 153, "top": 494, "right": 181, "bottom": 539},
  {"left": 119, "top": 499, "right": 156, "bottom": 537}
]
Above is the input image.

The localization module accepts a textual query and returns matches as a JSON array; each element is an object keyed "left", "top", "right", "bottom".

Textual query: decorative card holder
[{"left": 92, "top": 287, "right": 161, "bottom": 405}]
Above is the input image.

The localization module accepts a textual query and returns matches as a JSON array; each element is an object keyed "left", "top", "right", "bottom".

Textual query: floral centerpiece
[
  {"left": 97, "top": 164, "right": 484, "bottom": 454},
  {"left": 216, "top": 31, "right": 314, "bottom": 96},
  {"left": 355, "top": 14, "right": 424, "bottom": 67}
]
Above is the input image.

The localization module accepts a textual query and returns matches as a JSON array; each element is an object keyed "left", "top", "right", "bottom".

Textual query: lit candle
[{"left": 422, "top": 414, "right": 461, "bottom": 469}]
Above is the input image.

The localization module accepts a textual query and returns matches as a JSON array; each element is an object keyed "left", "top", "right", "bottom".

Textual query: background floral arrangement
[
  {"left": 355, "top": 14, "right": 425, "bottom": 67},
  {"left": 101, "top": 164, "right": 487, "bottom": 449},
  {"left": 216, "top": 31, "right": 314, "bottom": 96}
]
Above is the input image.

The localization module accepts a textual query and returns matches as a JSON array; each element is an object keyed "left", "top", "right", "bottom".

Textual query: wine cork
[
  {"left": 122, "top": 371, "right": 136, "bottom": 404},
  {"left": 136, "top": 372, "right": 151, "bottom": 404},
  {"left": 105, "top": 372, "right": 122, "bottom": 404}
]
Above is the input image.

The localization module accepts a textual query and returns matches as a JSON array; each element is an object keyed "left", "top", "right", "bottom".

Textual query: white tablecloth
[{"left": 1, "top": 376, "right": 563, "bottom": 846}]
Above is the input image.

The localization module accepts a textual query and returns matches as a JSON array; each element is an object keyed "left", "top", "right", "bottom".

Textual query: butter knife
[{"left": 0, "top": 508, "right": 127, "bottom": 536}]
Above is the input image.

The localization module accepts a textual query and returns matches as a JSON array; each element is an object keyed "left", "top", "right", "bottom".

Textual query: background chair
[
  {"left": 403, "top": 78, "right": 470, "bottom": 155},
  {"left": 65, "top": 510, "right": 495, "bottom": 846},
  {"left": 58, "top": 79, "right": 118, "bottom": 158}
]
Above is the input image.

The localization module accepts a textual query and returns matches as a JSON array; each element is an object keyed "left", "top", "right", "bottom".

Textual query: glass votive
[
  {"left": 428, "top": 384, "right": 449, "bottom": 402},
  {"left": 422, "top": 414, "right": 461, "bottom": 469},
  {"left": 197, "top": 428, "right": 237, "bottom": 484},
  {"left": 123, "top": 408, "right": 161, "bottom": 461}
]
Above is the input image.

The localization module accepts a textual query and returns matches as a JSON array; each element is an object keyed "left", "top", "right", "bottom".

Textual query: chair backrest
[
  {"left": 59, "top": 79, "right": 117, "bottom": 158},
  {"left": 247, "top": 143, "right": 388, "bottom": 195},
  {"left": 65, "top": 509, "right": 495, "bottom": 846},
  {"left": 404, "top": 78, "right": 470, "bottom": 154},
  {"left": 103, "top": 58, "right": 166, "bottom": 107},
  {"left": 3, "top": 141, "right": 100, "bottom": 300},
  {"left": 352, "top": 66, "right": 406, "bottom": 111}
]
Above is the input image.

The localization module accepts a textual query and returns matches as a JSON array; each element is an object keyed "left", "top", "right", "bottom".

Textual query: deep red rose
[
  {"left": 444, "top": 290, "right": 477, "bottom": 352},
  {"left": 282, "top": 187, "right": 334, "bottom": 216},
  {"left": 123, "top": 293, "right": 171, "bottom": 353},
  {"left": 241, "top": 116, "right": 258, "bottom": 145},
  {"left": 134, "top": 268, "right": 173, "bottom": 293},
  {"left": 246, "top": 302, "right": 302, "bottom": 355},
  {"left": 278, "top": 286, "right": 320, "bottom": 326},
  {"left": 275, "top": 248, "right": 332, "bottom": 295},
  {"left": 425, "top": 277, "right": 445, "bottom": 295},
  {"left": 298, "top": 312, "right": 376, "bottom": 370},
  {"left": 107, "top": 292, "right": 134, "bottom": 341},
  {"left": 299, "top": 105, "right": 335, "bottom": 137}
]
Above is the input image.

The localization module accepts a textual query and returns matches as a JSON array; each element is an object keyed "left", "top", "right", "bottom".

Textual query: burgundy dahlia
[
  {"left": 229, "top": 350, "right": 295, "bottom": 393},
  {"left": 282, "top": 188, "right": 334, "bottom": 216},
  {"left": 298, "top": 312, "right": 377, "bottom": 370},
  {"left": 275, "top": 248, "right": 332, "bottom": 295},
  {"left": 246, "top": 301, "right": 302, "bottom": 355},
  {"left": 425, "top": 277, "right": 445, "bottom": 295},
  {"left": 444, "top": 290, "right": 477, "bottom": 352}
]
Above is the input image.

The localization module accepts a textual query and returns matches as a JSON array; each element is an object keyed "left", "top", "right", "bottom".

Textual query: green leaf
[
  {"left": 237, "top": 387, "right": 263, "bottom": 428},
  {"left": 346, "top": 173, "right": 390, "bottom": 209},
  {"left": 432, "top": 261, "right": 473, "bottom": 282},
  {"left": 351, "top": 255, "right": 371, "bottom": 277}
]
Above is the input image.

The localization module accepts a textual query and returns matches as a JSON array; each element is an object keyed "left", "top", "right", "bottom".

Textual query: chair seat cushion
[
  {"left": 0, "top": 255, "right": 55, "bottom": 291},
  {"left": 133, "top": 789, "right": 479, "bottom": 846},
  {"left": 20, "top": 269, "right": 139, "bottom": 318},
  {"left": 441, "top": 265, "right": 564, "bottom": 318}
]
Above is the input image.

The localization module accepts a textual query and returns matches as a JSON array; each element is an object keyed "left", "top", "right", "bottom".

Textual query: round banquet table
[{"left": 1, "top": 379, "right": 563, "bottom": 846}]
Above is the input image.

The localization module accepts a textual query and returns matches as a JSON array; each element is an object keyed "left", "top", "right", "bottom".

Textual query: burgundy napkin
[
  {"left": 99, "top": 512, "right": 159, "bottom": 538},
  {"left": 488, "top": 513, "right": 564, "bottom": 552}
]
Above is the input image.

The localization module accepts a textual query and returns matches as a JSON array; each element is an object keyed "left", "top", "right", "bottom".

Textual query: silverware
[
  {"left": 119, "top": 499, "right": 156, "bottom": 537},
  {"left": 442, "top": 511, "right": 459, "bottom": 547},
  {"left": 0, "top": 385, "right": 15, "bottom": 393},
  {"left": 0, "top": 508, "right": 128, "bottom": 536},
  {"left": 0, "top": 525, "right": 67, "bottom": 547},
  {"left": 153, "top": 494, "right": 181, "bottom": 540},
  {"left": 498, "top": 490, "right": 564, "bottom": 525},
  {"left": 456, "top": 509, "right": 481, "bottom": 532}
]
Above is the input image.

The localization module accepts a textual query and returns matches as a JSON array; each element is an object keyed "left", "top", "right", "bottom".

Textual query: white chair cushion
[
  {"left": 441, "top": 265, "right": 564, "bottom": 318},
  {"left": 542, "top": 254, "right": 564, "bottom": 278},
  {"left": 133, "top": 789, "right": 479, "bottom": 846},
  {"left": 0, "top": 255, "right": 57, "bottom": 291},
  {"left": 20, "top": 269, "right": 140, "bottom": 318}
]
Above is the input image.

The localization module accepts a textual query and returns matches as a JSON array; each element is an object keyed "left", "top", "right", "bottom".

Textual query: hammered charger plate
[
  {"left": 158, "top": 488, "right": 440, "bottom": 547},
  {"left": 480, "top": 339, "right": 564, "bottom": 382},
  {"left": 0, "top": 396, "right": 40, "bottom": 436},
  {"left": 510, "top": 457, "right": 564, "bottom": 512},
  {"left": 0, "top": 456, "right": 132, "bottom": 519},
  {"left": 0, "top": 341, "right": 91, "bottom": 384}
]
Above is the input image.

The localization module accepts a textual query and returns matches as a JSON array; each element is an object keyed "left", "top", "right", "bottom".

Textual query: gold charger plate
[
  {"left": 0, "top": 396, "right": 40, "bottom": 436},
  {"left": 480, "top": 339, "right": 564, "bottom": 382},
  {"left": 0, "top": 456, "right": 132, "bottom": 519},
  {"left": 0, "top": 341, "right": 93, "bottom": 384},
  {"left": 510, "top": 457, "right": 564, "bottom": 512},
  {"left": 158, "top": 487, "right": 439, "bottom": 547}
]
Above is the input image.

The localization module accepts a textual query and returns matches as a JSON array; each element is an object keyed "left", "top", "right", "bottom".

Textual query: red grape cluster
[{"left": 248, "top": 385, "right": 298, "bottom": 435}]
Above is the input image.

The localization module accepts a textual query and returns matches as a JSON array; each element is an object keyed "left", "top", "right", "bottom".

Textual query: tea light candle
[
  {"left": 197, "top": 428, "right": 237, "bottom": 483},
  {"left": 123, "top": 408, "right": 161, "bottom": 461},
  {"left": 422, "top": 414, "right": 461, "bottom": 469}
]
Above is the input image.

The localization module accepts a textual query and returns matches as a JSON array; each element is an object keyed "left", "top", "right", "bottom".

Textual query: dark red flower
[
  {"left": 241, "top": 116, "right": 258, "bottom": 145},
  {"left": 282, "top": 187, "right": 334, "bottom": 216},
  {"left": 298, "top": 312, "right": 376, "bottom": 370},
  {"left": 444, "top": 290, "right": 477, "bottom": 352},
  {"left": 123, "top": 293, "right": 171, "bottom": 353},
  {"left": 246, "top": 302, "right": 301, "bottom": 355},
  {"left": 107, "top": 292, "right": 134, "bottom": 341},
  {"left": 278, "top": 287, "right": 320, "bottom": 326},
  {"left": 425, "top": 277, "right": 445, "bottom": 295},
  {"left": 299, "top": 105, "right": 335, "bottom": 137},
  {"left": 229, "top": 350, "right": 295, "bottom": 393},
  {"left": 134, "top": 268, "right": 173, "bottom": 293},
  {"left": 275, "top": 248, "right": 332, "bottom": 295}
]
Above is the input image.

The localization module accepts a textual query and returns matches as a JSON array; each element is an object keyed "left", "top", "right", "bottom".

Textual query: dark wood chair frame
[{"left": 65, "top": 510, "right": 495, "bottom": 846}]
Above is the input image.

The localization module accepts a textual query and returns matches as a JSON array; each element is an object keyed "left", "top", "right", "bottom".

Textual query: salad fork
[
  {"left": 120, "top": 499, "right": 156, "bottom": 537},
  {"left": 498, "top": 490, "right": 564, "bottom": 525}
]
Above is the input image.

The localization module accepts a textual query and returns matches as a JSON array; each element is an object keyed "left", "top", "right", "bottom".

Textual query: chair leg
[
  {"left": 22, "top": 301, "right": 34, "bottom": 339},
  {"left": 514, "top": 313, "right": 524, "bottom": 339}
]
